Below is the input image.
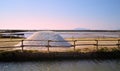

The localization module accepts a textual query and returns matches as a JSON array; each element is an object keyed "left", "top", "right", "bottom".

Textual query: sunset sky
[{"left": 0, "top": 0, "right": 120, "bottom": 30}]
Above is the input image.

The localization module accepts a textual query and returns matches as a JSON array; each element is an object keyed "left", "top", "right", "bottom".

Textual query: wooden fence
[{"left": 0, "top": 39, "right": 120, "bottom": 52}]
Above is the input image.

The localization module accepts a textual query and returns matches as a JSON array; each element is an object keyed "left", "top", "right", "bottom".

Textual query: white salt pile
[{"left": 16, "top": 31, "right": 71, "bottom": 48}]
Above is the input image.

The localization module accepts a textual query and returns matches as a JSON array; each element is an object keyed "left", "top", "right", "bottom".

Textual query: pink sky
[
  {"left": 0, "top": 0, "right": 120, "bottom": 30},
  {"left": 0, "top": 14, "right": 91, "bottom": 30},
  {"left": 0, "top": 13, "right": 112, "bottom": 30}
]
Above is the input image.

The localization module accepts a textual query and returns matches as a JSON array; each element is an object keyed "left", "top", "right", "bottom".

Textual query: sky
[{"left": 0, "top": 0, "right": 120, "bottom": 30}]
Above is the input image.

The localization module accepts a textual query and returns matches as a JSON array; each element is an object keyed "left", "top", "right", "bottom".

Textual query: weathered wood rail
[{"left": 0, "top": 39, "right": 120, "bottom": 52}]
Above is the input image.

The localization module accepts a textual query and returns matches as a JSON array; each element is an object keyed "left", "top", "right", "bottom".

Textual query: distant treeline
[{"left": 0, "top": 29, "right": 120, "bottom": 33}]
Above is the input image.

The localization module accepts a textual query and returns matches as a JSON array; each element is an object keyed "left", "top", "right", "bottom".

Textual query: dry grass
[
  {"left": 65, "top": 37, "right": 120, "bottom": 52},
  {"left": 0, "top": 37, "right": 120, "bottom": 52},
  {"left": 0, "top": 38, "right": 24, "bottom": 50},
  {"left": 0, "top": 38, "right": 24, "bottom": 46}
]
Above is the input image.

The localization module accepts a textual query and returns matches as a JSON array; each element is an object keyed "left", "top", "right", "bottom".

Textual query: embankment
[{"left": 0, "top": 50, "right": 120, "bottom": 61}]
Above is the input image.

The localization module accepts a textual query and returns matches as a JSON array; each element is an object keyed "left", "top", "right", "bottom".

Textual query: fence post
[
  {"left": 118, "top": 39, "right": 120, "bottom": 48},
  {"left": 21, "top": 40, "right": 24, "bottom": 52},
  {"left": 95, "top": 40, "right": 98, "bottom": 51},
  {"left": 73, "top": 40, "right": 76, "bottom": 51},
  {"left": 47, "top": 40, "right": 50, "bottom": 52}
]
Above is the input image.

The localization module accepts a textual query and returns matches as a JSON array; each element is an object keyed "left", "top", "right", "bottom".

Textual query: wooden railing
[{"left": 0, "top": 39, "right": 120, "bottom": 52}]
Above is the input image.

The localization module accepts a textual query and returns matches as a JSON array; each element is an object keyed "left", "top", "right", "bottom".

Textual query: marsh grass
[
  {"left": 0, "top": 37, "right": 120, "bottom": 52},
  {"left": 0, "top": 49, "right": 120, "bottom": 61},
  {"left": 0, "top": 38, "right": 24, "bottom": 46}
]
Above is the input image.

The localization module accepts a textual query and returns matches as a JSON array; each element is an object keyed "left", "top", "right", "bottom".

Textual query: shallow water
[
  {"left": 23, "top": 32, "right": 120, "bottom": 38},
  {"left": 0, "top": 60, "right": 120, "bottom": 71}
]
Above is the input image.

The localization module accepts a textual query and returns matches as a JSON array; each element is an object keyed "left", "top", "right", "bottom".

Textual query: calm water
[
  {"left": 23, "top": 32, "right": 120, "bottom": 38},
  {"left": 0, "top": 60, "right": 120, "bottom": 71}
]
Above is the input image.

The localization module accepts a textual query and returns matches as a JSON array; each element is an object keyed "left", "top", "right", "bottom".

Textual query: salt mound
[{"left": 16, "top": 31, "right": 71, "bottom": 47}]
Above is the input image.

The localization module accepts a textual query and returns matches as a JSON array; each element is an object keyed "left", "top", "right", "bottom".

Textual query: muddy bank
[{"left": 0, "top": 50, "right": 120, "bottom": 61}]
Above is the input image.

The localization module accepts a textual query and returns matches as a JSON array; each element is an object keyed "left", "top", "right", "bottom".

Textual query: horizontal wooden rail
[
  {"left": 49, "top": 46, "right": 72, "bottom": 47},
  {"left": 0, "top": 39, "right": 120, "bottom": 52},
  {"left": 24, "top": 40, "right": 49, "bottom": 41},
  {"left": 23, "top": 45, "right": 49, "bottom": 47},
  {"left": 75, "top": 44, "right": 95, "bottom": 46},
  {"left": 0, "top": 46, "right": 21, "bottom": 48},
  {"left": 97, "top": 44, "right": 119, "bottom": 46},
  {"left": 0, "top": 40, "right": 21, "bottom": 42},
  {"left": 0, "top": 39, "right": 119, "bottom": 42}
]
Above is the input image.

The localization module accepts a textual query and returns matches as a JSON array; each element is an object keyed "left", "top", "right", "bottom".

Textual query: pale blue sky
[{"left": 0, "top": 0, "right": 120, "bottom": 30}]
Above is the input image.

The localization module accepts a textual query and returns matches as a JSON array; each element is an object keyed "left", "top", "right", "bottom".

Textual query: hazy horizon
[{"left": 0, "top": 0, "right": 120, "bottom": 30}]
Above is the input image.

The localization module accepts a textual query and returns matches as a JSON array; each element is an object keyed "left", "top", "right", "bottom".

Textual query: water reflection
[{"left": 0, "top": 60, "right": 120, "bottom": 71}]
